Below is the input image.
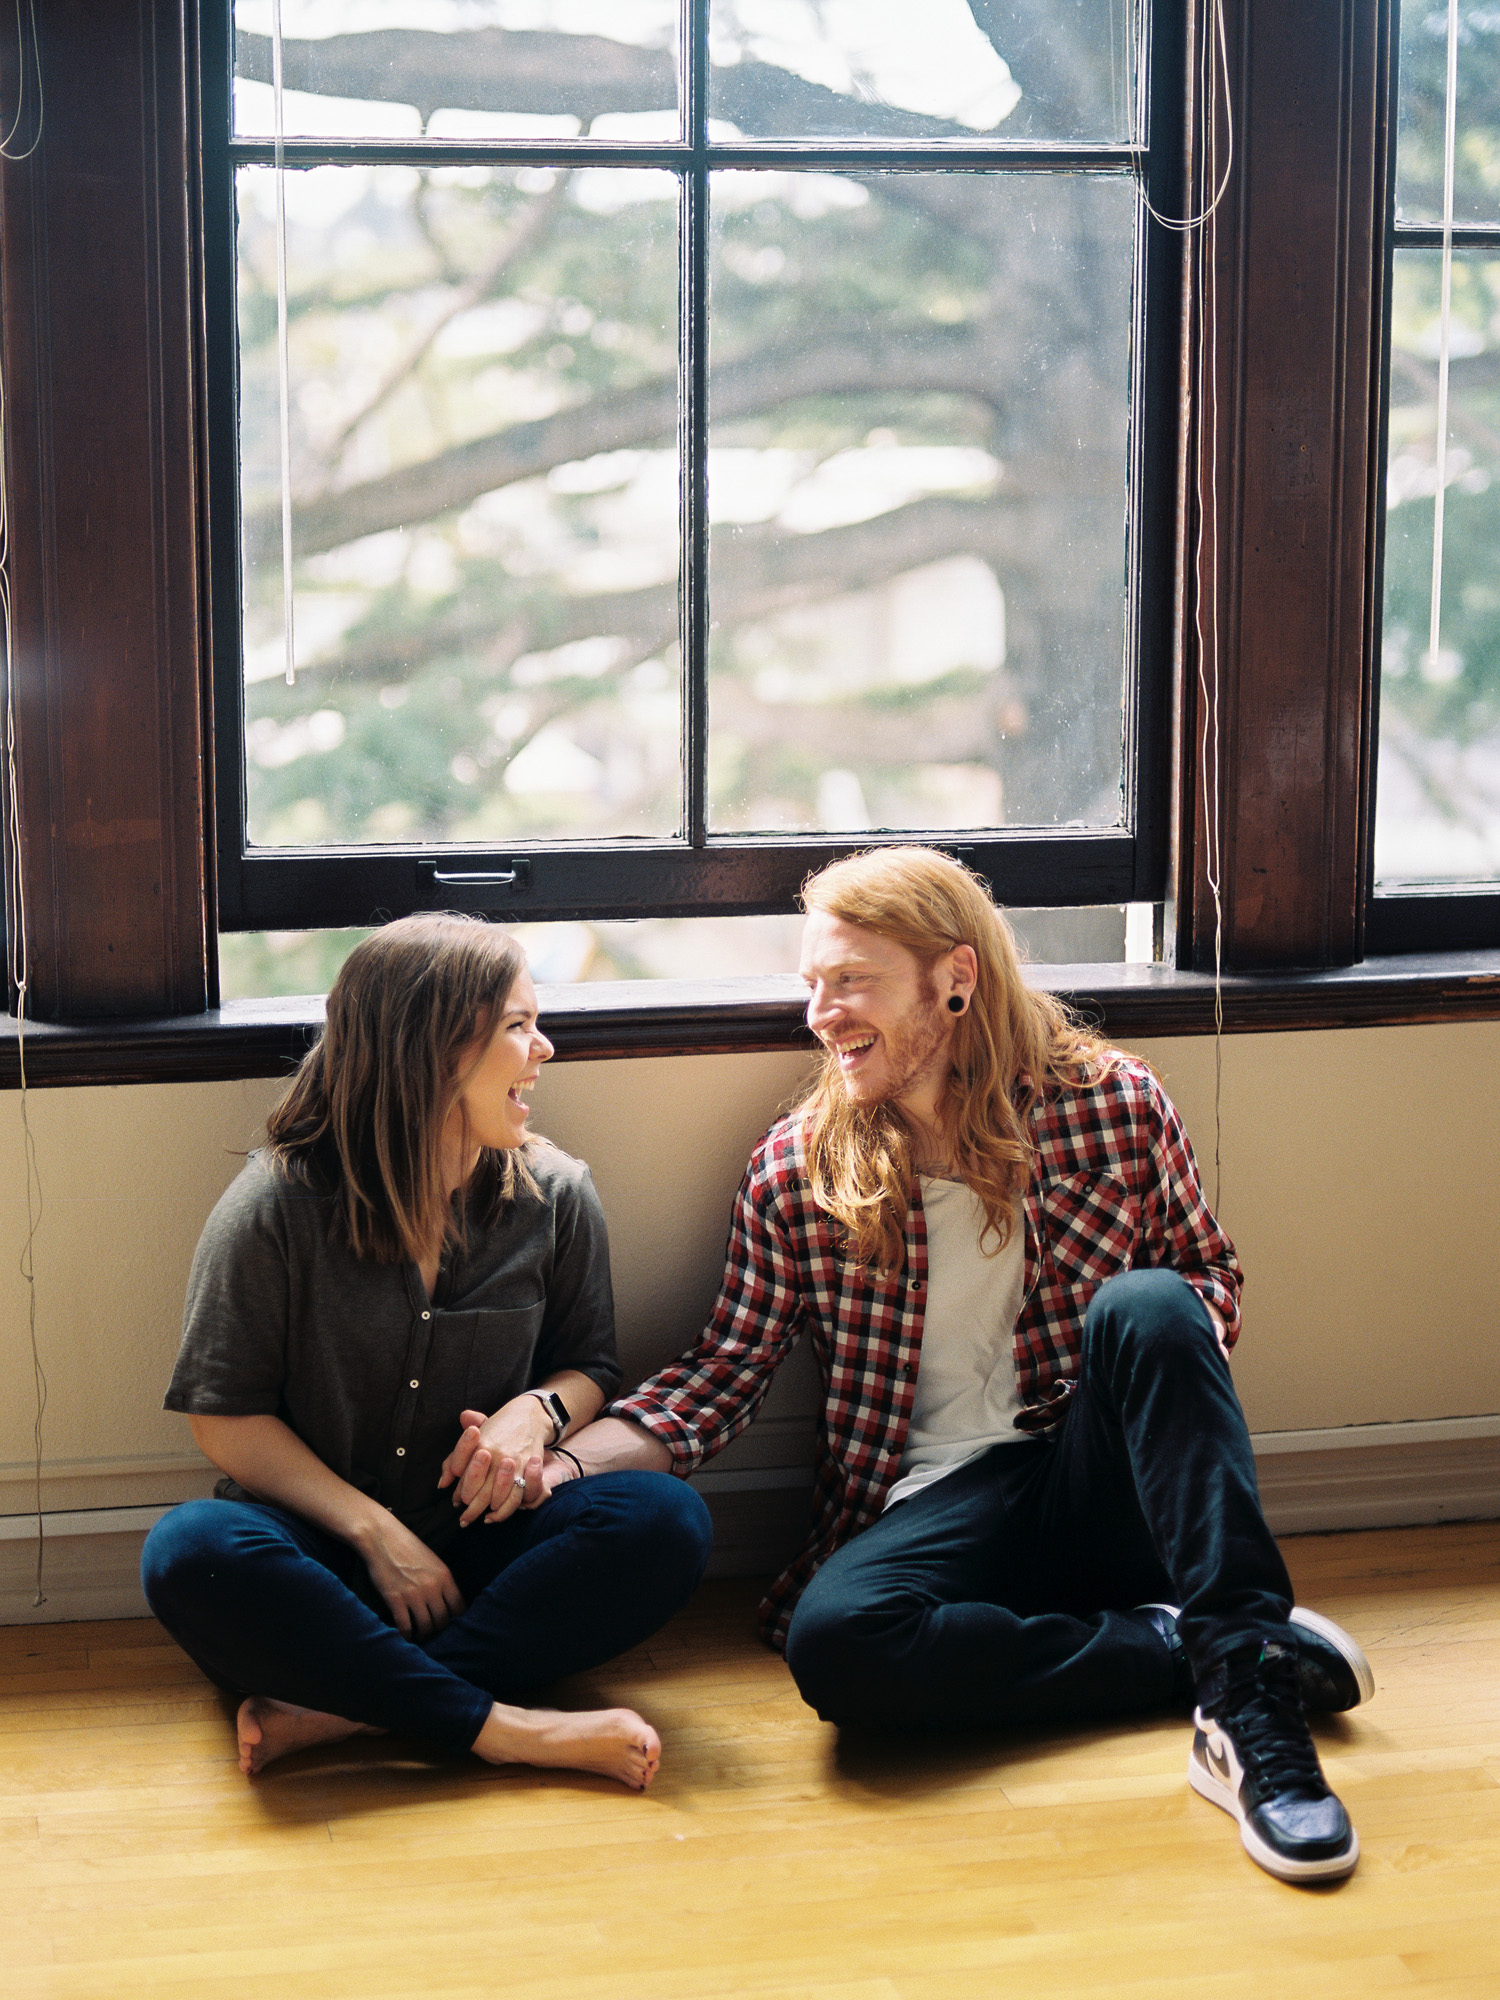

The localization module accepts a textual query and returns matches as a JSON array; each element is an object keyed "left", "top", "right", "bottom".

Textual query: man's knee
[{"left": 1085, "top": 1267, "right": 1214, "bottom": 1367}]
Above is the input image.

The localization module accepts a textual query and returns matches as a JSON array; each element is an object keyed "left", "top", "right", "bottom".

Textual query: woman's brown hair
[
  {"left": 798, "top": 846, "right": 1112, "bottom": 1273},
  {"left": 264, "top": 912, "right": 535, "bottom": 1265}
]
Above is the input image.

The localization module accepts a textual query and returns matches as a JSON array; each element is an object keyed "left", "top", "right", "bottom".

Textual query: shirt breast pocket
[
  {"left": 462, "top": 1302, "right": 548, "bottom": 1417},
  {"left": 1039, "top": 1171, "right": 1138, "bottom": 1288},
  {"left": 421, "top": 1303, "right": 547, "bottom": 1422}
]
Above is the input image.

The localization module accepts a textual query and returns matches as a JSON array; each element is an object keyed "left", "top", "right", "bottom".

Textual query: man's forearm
[{"left": 558, "top": 1414, "right": 673, "bottom": 1476}]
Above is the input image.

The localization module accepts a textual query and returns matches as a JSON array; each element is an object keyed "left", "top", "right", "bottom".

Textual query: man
[{"left": 550, "top": 847, "right": 1372, "bottom": 1884}]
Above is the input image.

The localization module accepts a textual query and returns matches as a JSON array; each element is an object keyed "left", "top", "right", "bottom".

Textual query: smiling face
[
  {"left": 442, "top": 968, "right": 554, "bottom": 1184},
  {"left": 799, "top": 909, "right": 960, "bottom": 1128}
]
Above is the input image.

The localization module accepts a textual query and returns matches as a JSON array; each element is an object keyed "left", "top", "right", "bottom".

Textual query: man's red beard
[{"left": 834, "top": 979, "right": 950, "bottom": 1111}]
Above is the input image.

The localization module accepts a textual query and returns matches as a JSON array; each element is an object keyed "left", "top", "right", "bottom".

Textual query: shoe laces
[{"left": 1209, "top": 1644, "right": 1329, "bottom": 1800}]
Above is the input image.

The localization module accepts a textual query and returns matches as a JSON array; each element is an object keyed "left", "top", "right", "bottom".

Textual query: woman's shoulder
[
  {"left": 510, "top": 1137, "right": 604, "bottom": 1223},
  {"left": 201, "top": 1150, "right": 333, "bottom": 1239}
]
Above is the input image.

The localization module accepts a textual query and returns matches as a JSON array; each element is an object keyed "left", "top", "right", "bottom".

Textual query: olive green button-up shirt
[{"left": 165, "top": 1145, "right": 620, "bottom": 1556}]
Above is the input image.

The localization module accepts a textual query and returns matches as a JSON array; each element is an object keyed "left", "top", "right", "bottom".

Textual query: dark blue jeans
[
  {"left": 785, "top": 1269, "right": 1294, "bottom": 1732},
  {"left": 142, "top": 1471, "right": 712, "bottom": 1755}
]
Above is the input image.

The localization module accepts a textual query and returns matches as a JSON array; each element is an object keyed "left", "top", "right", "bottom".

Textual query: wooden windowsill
[{"left": 2, "top": 952, "right": 1499, "bottom": 1089}]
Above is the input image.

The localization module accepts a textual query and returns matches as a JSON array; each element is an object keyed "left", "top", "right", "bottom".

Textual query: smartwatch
[{"left": 528, "top": 1388, "right": 571, "bottom": 1445}]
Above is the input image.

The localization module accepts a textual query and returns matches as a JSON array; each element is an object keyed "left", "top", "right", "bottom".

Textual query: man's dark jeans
[
  {"left": 784, "top": 1268, "right": 1293, "bottom": 1731},
  {"left": 142, "top": 1470, "right": 712, "bottom": 1755}
]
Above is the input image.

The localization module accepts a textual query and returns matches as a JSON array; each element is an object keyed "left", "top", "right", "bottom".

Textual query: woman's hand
[
  {"left": 438, "top": 1400, "right": 552, "bottom": 1527},
  {"left": 355, "top": 1512, "right": 466, "bottom": 1639}
]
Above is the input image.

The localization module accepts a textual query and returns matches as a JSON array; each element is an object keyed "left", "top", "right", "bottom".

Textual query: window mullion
[{"left": 680, "top": 0, "right": 710, "bottom": 851}]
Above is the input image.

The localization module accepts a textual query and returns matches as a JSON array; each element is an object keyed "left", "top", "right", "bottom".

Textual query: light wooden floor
[{"left": 3, "top": 1521, "right": 1500, "bottom": 2000}]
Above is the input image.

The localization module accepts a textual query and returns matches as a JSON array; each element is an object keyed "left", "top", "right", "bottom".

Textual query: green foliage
[
  {"left": 1398, "top": 9, "right": 1500, "bottom": 222},
  {"left": 1383, "top": 249, "right": 1500, "bottom": 742}
]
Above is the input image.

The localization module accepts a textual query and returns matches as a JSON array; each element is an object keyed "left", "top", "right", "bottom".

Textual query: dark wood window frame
[
  {"left": 1362, "top": 7, "right": 1500, "bottom": 956},
  {"left": 1, "top": 0, "right": 1496, "bottom": 1083},
  {"left": 205, "top": 3, "right": 1184, "bottom": 934}
]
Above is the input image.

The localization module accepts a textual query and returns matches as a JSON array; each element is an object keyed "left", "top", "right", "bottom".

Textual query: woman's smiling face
[{"left": 446, "top": 968, "right": 554, "bottom": 1168}]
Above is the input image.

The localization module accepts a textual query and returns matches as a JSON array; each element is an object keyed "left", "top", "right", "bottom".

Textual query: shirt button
[
  {"left": 395, "top": 1447, "right": 406, "bottom": 1457},
  {"left": 410, "top": 1379, "right": 419, "bottom": 1389},
  {"left": 910, "top": 1279, "right": 924, "bottom": 1292},
  {"left": 421, "top": 1310, "right": 432, "bottom": 1321}
]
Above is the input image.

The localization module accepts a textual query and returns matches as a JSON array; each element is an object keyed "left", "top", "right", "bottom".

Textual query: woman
[{"left": 142, "top": 914, "right": 711, "bottom": 1788}]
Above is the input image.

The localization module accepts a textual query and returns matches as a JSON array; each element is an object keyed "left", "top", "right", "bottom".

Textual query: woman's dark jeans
[
  {"left": 142, "top": 1470, "right": 712, "bottom": 1755},
  {"left": 785, "top": 1268, "right": 1293, "bottom": 1732}
]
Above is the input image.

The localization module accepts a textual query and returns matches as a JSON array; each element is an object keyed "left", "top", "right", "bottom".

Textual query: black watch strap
[{"left": 528, "top": 1388, "right": 570, "bottom": 1445}]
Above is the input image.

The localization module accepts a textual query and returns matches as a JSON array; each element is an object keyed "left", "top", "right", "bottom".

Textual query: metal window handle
[{"left": 418, "top": 858, "right": 532, "bottom": 895}]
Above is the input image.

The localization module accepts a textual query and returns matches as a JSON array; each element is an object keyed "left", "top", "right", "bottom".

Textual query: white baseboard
[
  {"left": 3, "top": 1417, "right": 1498, "bottom": 1625},
  {"left": 1251, "top": 1415, "right": 1500, "bottom": 1534}
]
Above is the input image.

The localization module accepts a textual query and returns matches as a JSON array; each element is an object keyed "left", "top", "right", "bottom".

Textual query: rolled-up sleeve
[
  {"left": 535, "top": 1165, "right": 622, "bottom": 1400},
  {"left": 164, "top": 1164, "right": 291, "bottom": 1416}
]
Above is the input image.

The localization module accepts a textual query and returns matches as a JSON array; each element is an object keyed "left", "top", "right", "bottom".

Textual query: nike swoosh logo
[{"left": 1205, "top": 1741, "right": 1234, "bottom": 1786}]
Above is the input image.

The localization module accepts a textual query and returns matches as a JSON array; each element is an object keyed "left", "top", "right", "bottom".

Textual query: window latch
[{"left": 417, "top": 859, "right": 532, "bottom": 901}]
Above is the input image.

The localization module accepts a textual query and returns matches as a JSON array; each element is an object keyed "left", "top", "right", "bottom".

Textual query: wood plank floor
[{"left": 2, "top": 1521, "right": 1499, "bottom": 1999}]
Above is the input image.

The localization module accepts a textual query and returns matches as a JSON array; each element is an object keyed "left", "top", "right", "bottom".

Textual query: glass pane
[
  {"left": 709, "top": 0, "right": 1138, "bottom": 143},
  {"left": 1396, "top": 5, "right": 1500, "bottom": 225},
  {"left": 1376, "top": 247, "right": 1500, "bottom": 884},
  {"left": 233, "top": 2, "right": 680, "bottom": 142},
  {"left": 218, "top": 904, "right": 1128, "bottom": 997},
  {"left": 706, "top": 170, "right": 1132, "bottom": 836},
  {"left": 236, "top": 163, "right": 680, "bottom": 848}
]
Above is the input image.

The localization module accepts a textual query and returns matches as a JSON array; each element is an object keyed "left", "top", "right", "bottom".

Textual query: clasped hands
[{"left": 437, "top": 1399, "right": 580, "bottom": 1528}]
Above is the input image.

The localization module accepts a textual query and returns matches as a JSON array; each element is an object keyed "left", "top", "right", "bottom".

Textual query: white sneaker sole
[
  {"left": 1189, "top": 1738, "right": 1360, "bottom": 1883},
  {"left": 1289, "top": 1606, "right": 1375, "bottom": 1707}
]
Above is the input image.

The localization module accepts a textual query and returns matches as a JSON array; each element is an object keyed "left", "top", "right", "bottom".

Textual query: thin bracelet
[{"left": 554, "top": 1446, "right": 585, "bottom": 1482}]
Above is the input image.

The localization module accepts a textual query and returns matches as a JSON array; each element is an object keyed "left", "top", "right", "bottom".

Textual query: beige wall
[{"left": 2, "top": 1020, "right": 1498, "bottom": 1517}]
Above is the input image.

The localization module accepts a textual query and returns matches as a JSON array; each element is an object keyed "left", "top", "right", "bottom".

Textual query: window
[
  {"left": 1372, "top": 1, "right": 1500, "bottom": 950},
  {"left": 207, "top": 2, "right": 1186, "bottom": 934},
  {"left": 5, "top": 0, "right": 1446, "bottom": 1033}
]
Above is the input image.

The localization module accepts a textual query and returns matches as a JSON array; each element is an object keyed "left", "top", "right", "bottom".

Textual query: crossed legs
[
  {"left": 786, "top": 1269, "right": 1294, "bottom": 1730},
  {"left": 142, "top": 1470, "right": 711, "bottom": 1786}
]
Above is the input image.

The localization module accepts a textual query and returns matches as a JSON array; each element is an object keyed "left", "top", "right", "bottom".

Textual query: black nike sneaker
[
  {"left": 1189, "top": 1639, "right": 1359, "bottom": 1883},
  {"left": 1137, "top": 1603, "right": 1373, "bottom": 1714}
]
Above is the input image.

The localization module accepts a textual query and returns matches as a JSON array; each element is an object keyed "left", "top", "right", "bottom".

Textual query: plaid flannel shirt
[{"left": 609, "top": 1056, "right": 1242, "bottom": 1651}]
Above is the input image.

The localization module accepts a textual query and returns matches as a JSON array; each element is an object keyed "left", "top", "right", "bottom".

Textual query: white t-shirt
[{"left": 883, "top": 1174, "right": 1028, "bottom": 1510}]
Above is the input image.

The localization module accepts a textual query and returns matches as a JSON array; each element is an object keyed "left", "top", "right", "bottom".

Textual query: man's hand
[
  {"left": 532, "top": 1449, "right": 583, "bottom": 1503},
  {"left": 438, "top": 1400, "right": 552, "bottom": 1527},
  {"left": 355, "top": 1512, "right": 466, "bottom": 1639}
]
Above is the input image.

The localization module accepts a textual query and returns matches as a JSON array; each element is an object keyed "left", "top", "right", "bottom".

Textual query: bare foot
[
  {"left": 236, "top": 1695, "right": 384, "bottom": 1775},
  {"left": 472, "top": 1702, "right": 662, "bottom": 1791}
]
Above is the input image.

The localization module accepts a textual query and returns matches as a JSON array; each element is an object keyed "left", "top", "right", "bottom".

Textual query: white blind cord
[{"left": 2, "top": 0, "right": 47, "bottom": 1605}]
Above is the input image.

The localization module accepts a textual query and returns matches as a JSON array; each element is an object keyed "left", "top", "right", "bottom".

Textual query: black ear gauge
[{"left": 947, "top": 995, "right": 966, "bottom": 1014}]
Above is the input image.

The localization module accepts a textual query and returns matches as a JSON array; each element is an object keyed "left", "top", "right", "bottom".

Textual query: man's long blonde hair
[{"left": 799, "top": 847, "right": 1110, "bottom": 1273}]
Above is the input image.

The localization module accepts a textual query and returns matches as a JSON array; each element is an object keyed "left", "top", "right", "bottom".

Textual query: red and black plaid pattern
[{"left": 610, "top": 1057, "right": 1241, "bottom": 1651}]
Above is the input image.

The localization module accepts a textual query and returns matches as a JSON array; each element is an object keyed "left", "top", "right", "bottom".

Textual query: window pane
[
  {"left": 233, "top": 2, "right": 680, "bottom": 142},
  {"left": 708, "top": 0, "right": 1138, "bottom": 143},
  {"left": 1377, "top": 247, "right": 1500, "bottom": 884},
  {"left": 706, "top": 170, "right": 1132, "bottom": 837},
  {"left": 1396, "top": 5, "right": 1500, "bottom": 226},
  {"left": 217, "top": 904, "right": 1129, "bottom": 997},
  {"left": 236, "top": 163, "right": 681, "bottom": 848}
]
